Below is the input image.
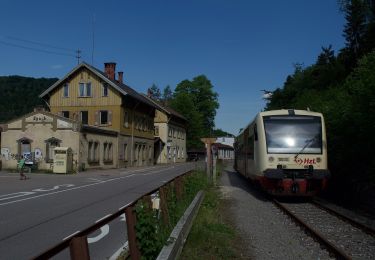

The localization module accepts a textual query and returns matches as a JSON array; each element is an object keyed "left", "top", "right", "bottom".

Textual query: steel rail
[
  {"left": 272, "top": 199, "right": 352, "bottom": 260},
  {"left": 312, "top": 200, "right": 375, "bottom": 237}
]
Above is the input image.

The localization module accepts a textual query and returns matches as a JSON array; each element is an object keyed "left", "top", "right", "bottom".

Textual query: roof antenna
[
  {"left": 76, "top": 49, "right": 81, "bottom": 64},
  {"left": 91, "top": 13, "right": 96, "bottom": 66}
]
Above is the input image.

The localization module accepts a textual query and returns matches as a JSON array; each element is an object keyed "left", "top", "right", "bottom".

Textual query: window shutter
[
  {"left": 94, "top": 111, "right": 99, "bottom": 125},
  {"left": 108, "top": 110, "right": 112, "bottom": 126}
]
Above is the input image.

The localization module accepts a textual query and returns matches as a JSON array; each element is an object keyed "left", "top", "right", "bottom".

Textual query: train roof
[{"left": 236, "top": 109, "right": 323, "bottom": 137}]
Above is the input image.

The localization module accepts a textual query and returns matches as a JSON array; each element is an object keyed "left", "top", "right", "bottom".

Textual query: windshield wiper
[{"left": 294, "top": 135, "right": 318, "bottom": 160}]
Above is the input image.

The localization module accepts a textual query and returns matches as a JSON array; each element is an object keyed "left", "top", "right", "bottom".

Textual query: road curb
[{"left": 156, "top": 190, "right": 205, "bottom": 260}]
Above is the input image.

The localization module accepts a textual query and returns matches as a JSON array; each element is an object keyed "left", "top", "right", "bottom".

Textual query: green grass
[{"left": 179, "top": 185, "right": 239, "bottom": 260}]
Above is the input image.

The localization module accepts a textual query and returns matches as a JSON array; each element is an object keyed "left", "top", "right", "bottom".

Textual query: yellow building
[
  {"left": 40, "top": 62, "right": 157, "bottom": 168},
  {"left": 142, "top": 95, "right": 187, "bottom": 164},
  {"left": 1, "top": 109, "right": 118, "bottom": 171}
]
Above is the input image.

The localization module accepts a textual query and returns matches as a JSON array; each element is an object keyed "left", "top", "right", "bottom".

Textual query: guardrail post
[
  {"left": 69, "top": 236, "right": 90, "bottom": 260},
  {"left": 125, "top": 206, "right": 141, "bottom": 260}
]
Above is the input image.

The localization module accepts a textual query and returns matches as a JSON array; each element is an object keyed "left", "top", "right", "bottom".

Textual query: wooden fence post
[
  {"left": 125, "top": 206, "right": 141, "bottom": 260},
  {"left": 69, "top": 236, "right": 90, "bottom": 260},
  {"left": 159, "top": 186, "right": 170, "bottom": 226}
]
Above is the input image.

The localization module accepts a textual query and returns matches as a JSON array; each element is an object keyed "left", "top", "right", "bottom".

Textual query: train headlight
[
  {"left": 317, "top": 157, "right": 321, "bottom": 163},
  {"left": 269, "top": 157, "right": 274, "bottom": 162}
]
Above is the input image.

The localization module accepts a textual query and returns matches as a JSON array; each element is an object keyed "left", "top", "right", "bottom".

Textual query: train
[{"left": 234, "top": 109, "right": 330, "bottom": 196}]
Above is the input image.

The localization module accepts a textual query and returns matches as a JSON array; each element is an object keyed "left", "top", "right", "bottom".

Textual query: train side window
[{"left": 254, "top": 124, "right": 258, "bottom": 141}]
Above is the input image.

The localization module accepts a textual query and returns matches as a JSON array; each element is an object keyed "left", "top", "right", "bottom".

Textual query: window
[
  {"left": 17, "top": 137, "right": 32, "bottom": 159},
  {"left": 88, "top": 141, "right": 99, "bottom": 163},
  {"left": 124, "top": 111, "right": 129, "bottom": 128},
  {"left": 168, "top": 128, "right": 172, "bottom": 137},
  {"left": 100, "top": 111, "right": 108, "bottom": 125},
  {"left": 154, "top": 126, "right": 159, "bottom": 136},
  {"left": 63, "top": 83, "right": 69, "bottom": 97},
  {"left": 103, "top": 142, "right": 113, "bottom": 162},
  {"left": 149, "top": 145, "right": 152, "bottom": 160},
  {"left": 263, "top": 115, "right": 322, "bottom": 154},
  {"left": 102, "top": 83, "right": 108, "bottom": 97},
  {"left": 80, "top": 111, "right": 88, "bottom": 124},
  {"left": 45, "top": 137, "right": 61, "bottom": 162},
  {"left": 62, "top": 111, "right": 69, "bottom": 118},
  {"left": 79, "top": 82, "right": 92, "bottom": 97},
  {"left": 123, "top": 143, "right": 128, "bottom": 161},
  {"left": 94, "top": 142, "right": 99, "bottom": 162}
]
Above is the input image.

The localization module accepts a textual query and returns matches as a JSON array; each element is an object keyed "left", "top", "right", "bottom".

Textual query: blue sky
[{"left": 0, "top": 0, "right": 345, "bottom": 135}]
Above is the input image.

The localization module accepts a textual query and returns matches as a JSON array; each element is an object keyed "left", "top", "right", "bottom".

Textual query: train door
[{"left": 243, "top": 128, "right": 249, "bottom": 177}]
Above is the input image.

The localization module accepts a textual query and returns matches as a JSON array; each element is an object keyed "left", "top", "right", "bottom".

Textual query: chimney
[
  {"left": 118, "top": 71, "right": 123, "bottom": 84},
  {"left": 34, "top": 106, "right": 45, "bottom": 112},
  {"left": 104, "top": 62, "right": 116, "bottom": 81}
]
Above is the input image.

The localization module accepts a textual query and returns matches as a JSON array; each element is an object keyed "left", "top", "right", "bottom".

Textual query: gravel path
[{"left": 219, "top": 164, "right": 334, "bottom": 260}]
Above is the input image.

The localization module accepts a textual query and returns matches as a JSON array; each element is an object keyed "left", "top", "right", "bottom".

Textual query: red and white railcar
[{"left": 234, "top": 109, "right": 330, "bottom": 196}]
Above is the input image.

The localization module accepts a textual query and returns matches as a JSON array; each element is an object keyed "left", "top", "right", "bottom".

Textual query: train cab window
[
  {"left": 254, "top": 124, "right": 258, "bottom": 141},
  {"left": 263, "top": 115, "right": 322, "bottom": 154}
]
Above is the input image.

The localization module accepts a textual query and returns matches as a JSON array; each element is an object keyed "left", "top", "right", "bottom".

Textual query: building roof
[
  {"left": 141, "top": 94, "right": 187, "bottom": 121},
  {"left": 39, "top": 62, "right": 158, "bottom": 110},
  {"left": 213, "top": 143, "right": 234, "bottom": 150}
]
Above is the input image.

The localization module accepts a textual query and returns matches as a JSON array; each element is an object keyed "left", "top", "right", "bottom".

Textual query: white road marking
[
  {"left": 95, "top": 214, "right": 112, "bottom": 223},
  {"left": 32, "top": 184, "right": 75, "bottom": 192},
  {"left": 109, "top": 241, "right": 128, "bottom": 260},
  {"left": 87, "top": 178, "right": 103, "bottom": 183},
  {"left": 63, "top": 230, "right": 80, "bottom": 241},
  {"left": 118, "top": 202, "right": 132, "bottom": 211},
  {"left": 0, "top": 166, "right": 184, "bottom": 206},
  {"left": 87, "top": 225, "right": 109, "bottom": 244},
  {"left": 0, "top": 173, "right": 142, "bottom": 206},
  {"left": 0, "top": 192, "right": 35, "bottom": 201}
]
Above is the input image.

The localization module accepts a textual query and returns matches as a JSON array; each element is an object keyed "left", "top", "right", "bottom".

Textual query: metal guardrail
[{"left": 32, "top": 169, "right": 196, "bottom": 260}]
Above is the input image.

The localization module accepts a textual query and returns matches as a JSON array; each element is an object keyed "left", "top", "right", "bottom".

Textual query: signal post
[{"left": 201, "top": 138, "right": 217, "bottom": 185}]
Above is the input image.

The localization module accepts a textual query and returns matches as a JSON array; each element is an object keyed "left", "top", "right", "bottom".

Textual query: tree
[
  {"left": 169, "top": 92, "right": 204, "bottom": 148},
  {"left": 0, "top": 76, "right": 58, "bottom": 122},
  {"left": 316, "top": 45, "right": 335, "bottom": 66},
  {"left": 147, "top": 84, "right": 161, "bottom": 101},
  {"left": 342, "top": 0, "right": 367, "bottom": 67},
  {"left": 162, "top": 85, "right": 173, "bottom": 106},
  {"left": 212, "top": 128, "right": 234, "bottom": 137},
  {"left": 174, "top": 75, "right": 219, "bottom": 137}
]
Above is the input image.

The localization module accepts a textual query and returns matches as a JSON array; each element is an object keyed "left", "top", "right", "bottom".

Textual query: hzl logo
[{"left": 295, "top": 158, "right": 316, "bottom": 165}]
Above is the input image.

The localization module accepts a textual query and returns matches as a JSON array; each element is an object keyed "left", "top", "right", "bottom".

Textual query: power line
[
  {"left": 0, "top": 40, "right": 76, "bottom": 57},
  {"left": 6, "top": 36, "right": 76, "bottom": 52}
]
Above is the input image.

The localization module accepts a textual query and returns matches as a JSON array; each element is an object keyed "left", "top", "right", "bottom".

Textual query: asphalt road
[{"left": 0, "top": 162, "right": 199, "bottom": 259}]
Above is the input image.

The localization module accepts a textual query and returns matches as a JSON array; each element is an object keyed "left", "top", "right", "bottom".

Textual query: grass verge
[{"left": 179, "top": 167, "right": 240, "bottom": 259}]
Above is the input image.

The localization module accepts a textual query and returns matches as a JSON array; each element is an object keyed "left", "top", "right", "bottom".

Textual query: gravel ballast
[{"left": 219, "top": 165, "right": 334, "bottom": 260}]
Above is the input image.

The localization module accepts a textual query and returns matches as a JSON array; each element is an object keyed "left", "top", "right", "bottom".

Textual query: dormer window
[{"left": 79, "top": 82, "right": 92, "bottom": 97}]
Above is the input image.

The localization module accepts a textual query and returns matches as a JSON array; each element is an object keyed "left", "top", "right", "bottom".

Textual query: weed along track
[{"left": 273, "top": 199, "right": 375, "bottom": 259}]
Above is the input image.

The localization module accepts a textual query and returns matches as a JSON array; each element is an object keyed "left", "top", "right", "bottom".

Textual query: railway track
[{"left": 273, "top": 199, "right": 375, "bottom": 260}]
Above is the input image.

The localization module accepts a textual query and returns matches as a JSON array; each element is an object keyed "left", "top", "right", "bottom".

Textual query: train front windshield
[{"left": 263, "top": 115, "right": 322, "bottom": 154}]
